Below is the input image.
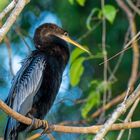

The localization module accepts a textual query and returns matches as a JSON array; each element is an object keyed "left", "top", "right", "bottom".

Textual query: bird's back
[
  {"left": 4, "top": 51, "right": 48, "bottom": 140},
  {"left": 4, "top": 49, "right": 68, "bottom": 140}
]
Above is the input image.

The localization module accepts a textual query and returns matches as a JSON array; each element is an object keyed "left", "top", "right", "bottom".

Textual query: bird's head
[{"left": 33, "top": 23, "right": 90, "bottom": 54}]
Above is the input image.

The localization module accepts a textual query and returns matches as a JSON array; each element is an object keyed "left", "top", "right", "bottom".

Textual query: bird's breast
[{"left": 32, "top": 56, "right": 64, "bottom": 119}]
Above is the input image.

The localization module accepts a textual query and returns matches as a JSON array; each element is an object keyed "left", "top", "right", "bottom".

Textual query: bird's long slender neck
[
  {"left": 36, "top": 35, "right": 70, "bottom": 68},
  {"left": 49, "top": 44, "right": 69, "bottom": 63}
]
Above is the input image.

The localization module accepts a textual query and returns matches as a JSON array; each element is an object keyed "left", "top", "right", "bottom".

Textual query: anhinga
[{"left": 4, "top": 23, "right": 89, "bottom": 140}]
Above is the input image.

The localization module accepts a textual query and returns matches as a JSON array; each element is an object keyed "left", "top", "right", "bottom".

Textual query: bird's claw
[
  {"left": 27, "top": 118, "right": 51, "bottom": 134},
  {"left": 40, "top": 120, "right": 52, "bottom": 134}
]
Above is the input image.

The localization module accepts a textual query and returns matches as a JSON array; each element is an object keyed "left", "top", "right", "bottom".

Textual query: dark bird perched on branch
[{"left": 4, "top": 23, "right": 89, "bottom": 140}]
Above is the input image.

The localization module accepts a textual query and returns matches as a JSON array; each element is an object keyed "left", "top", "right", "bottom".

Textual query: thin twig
[
  {"left": 99, "top": 32, "right": 140, "bottom": 65},
  {"left": 77, "top": 21, "right": 101, "bottom": 42},
  {"left": 4, "top": 36, "right": 14, "bottom": 76},
  {"left": 27, "top": 133, "right": 55, "bottom": 140},
  {"left": 108, "top": 28, "right": 130, "bottom": 81},
  {"left": 101, "top": 0, "right": 108, "bottom": 117},
  {"left": 15, "top": 27, "right": 31, "bottom": 52},
  {"left": 128, "top": 126, "right": 132, "bottom": 140},
  {"left": 123, "top": 87, "right": 130, "bottom": 103}
]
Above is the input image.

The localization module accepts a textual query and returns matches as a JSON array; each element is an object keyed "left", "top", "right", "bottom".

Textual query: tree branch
[
  {"left": 0, "top": 0, "right": 17, "bottom": 21},
  {"left": 93, "top": 82, "right": 140, "bottom": 140},
  {"left": 1, "top": 98, "right": 140, "bottom": 135},
  {"left": 117, "top": 98, "right": 140, "bottom": 140},
  {"left": 126, "top": 0, "right": 140, "bottom": 16},
  {"left": 0, "top": 81, "right": 140, "bottom": 139},
  {"left": 0, "top": 0, "right": 30, "bottom": 43}
]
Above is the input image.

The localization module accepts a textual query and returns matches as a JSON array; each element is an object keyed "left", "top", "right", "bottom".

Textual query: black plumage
[{"left": 4, "top": 23, "right": 89, "bottom": 140}]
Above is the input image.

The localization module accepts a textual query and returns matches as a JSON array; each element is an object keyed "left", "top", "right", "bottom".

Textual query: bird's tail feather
[{"left": 4, "top": 117, "right": 18, "bottom": 140}]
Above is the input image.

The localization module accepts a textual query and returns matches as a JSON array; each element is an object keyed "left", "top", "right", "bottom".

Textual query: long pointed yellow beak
[{"left": 57, "top": 35, "right": 90, "bottom": 54}]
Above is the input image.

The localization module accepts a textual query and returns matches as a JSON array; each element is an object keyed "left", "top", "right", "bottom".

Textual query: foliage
[
  {"left": 86, "top": 5, "right": 117, "bottom": 30},
  {"left": 68, "top": 0, "right": 86, "bottom": 6},
  {"left": 102, "top": 5, "right": 117, "bottom": 24}
]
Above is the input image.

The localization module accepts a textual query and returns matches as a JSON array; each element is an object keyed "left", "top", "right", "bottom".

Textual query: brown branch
[
  {"left": 26, "top": 134, "right": 41, "bottom": 140},
  {"left": 0, "top": 100, "right": 32, "bottom": 125},
  {"left": 27, "top": 133, "right": 55, "bottom": 140},
  {"left": 1, "top": 98, "right": 140, "bottom": 135},
  {"left": 0, "top": 82, "right": 140, "bottom": 140},
  {"left": 40, "top": 120, "right": 140, "bottom": 133},
  {"left": 59, "top": 120, "right": 87, "bottom": 126},
  {"left": 0, "top": 0, "right": 30, "bottom": 43},
  {"left": 94, "top": 83, "right": 140, "bottom": 140},
  {"left": 116, "top": 0, "right": 139, "bottom": 89}
]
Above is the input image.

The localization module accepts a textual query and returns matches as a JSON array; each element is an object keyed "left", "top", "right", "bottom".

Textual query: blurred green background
[{"left": 0, "top": 0, "right": 140, "bottom": 140}]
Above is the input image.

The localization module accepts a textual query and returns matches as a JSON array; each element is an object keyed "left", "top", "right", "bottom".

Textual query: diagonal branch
[
  {"left": 0, "top": 82, "right": 140, "bottom": 139},
  {"left": 117, "top": 98, "right": 140, "bottom": 140},
  {"left": 0, "top": 0, "right": 17, "bottom": 21},
  {"left": 93, "top": 83, "right": 140, "bottom": 140},
  {"left": 126, "top": 0, "right": 140, "bottom": 16},
  {"left": 0, "top": 0, "right": 30, "bottom": 43}
]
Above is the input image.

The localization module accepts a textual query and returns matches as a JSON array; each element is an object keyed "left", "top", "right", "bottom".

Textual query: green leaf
[
  {"left": 70, "top": 57, "right": 86, "bottom": 86},
  {"left": 102, "top": 5, "right": 117, "bottom": 24},
  {"left": 70, "top": 47, "right": 86, "bottom": 64},
  {"left": 82, "top": 91, "right": 100, "bottom": 118},
  {"left": 76, "top": 0, "right": 86, "bottom": 6},
  {"left": 68, "top": 0, "right": 74, "bottom": 5}
]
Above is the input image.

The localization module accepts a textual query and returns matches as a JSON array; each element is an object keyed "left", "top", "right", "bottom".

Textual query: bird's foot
[
  {"left": 27, "top": 118, "right": 52, "bottom": 134},
  {"left": 40, "top": 120, "right": 52, "bottom": 134}
]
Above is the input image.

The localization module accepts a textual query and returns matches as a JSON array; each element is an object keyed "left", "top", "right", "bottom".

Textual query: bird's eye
[{"left": 64, "top": 32, "right": 68, "bottom": 36}]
